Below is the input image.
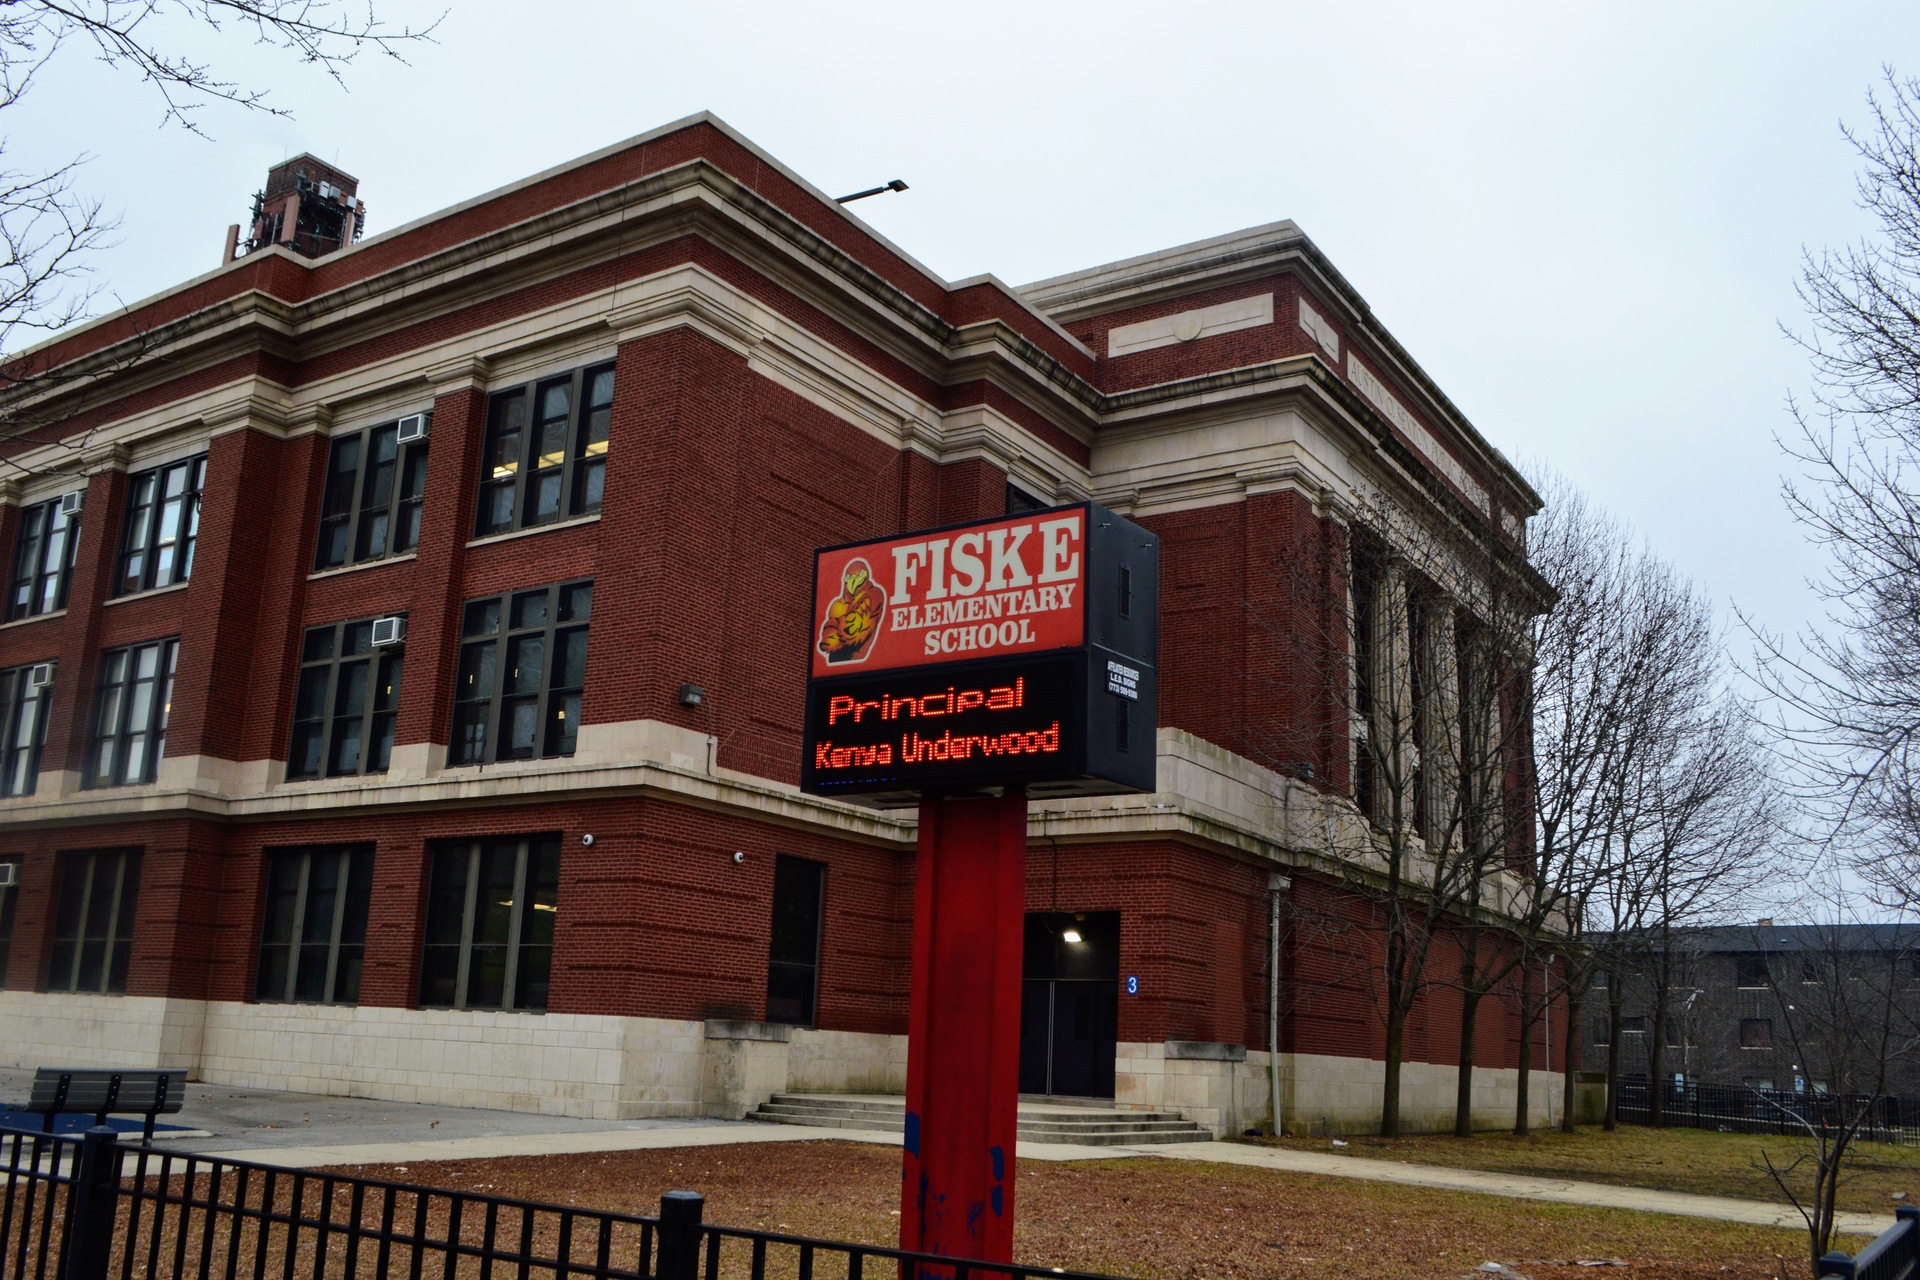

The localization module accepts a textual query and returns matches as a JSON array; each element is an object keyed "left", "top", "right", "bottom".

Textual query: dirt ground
[{"left": 331, "top": 1140, "right": 1834, "bottom": 1280}]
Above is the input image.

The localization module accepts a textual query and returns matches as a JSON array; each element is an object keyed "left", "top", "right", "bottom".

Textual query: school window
[
  {"left": 474, "top": 363, "right": 613, "bottom": 537},
  {"left": 1619, "top": 1015, "right": 1647, "bottom": 1036},
  {"left": 314, "top": 419, "right": 429, "bottom": 571},
  {"left": 0, "top": 663, "right": 53, "bottom": 797},
  {"left": 116, "top": 455, "right": 205, "bottom": 595},
  {"left": 450, "top": 580, "right": 590, "bottom": 766},
  {"left": 766, "top": 856, "right": 824, "bottom": 1026},
  {"left": 1006, "top": 483, "right": 1047, "bottom": 515},
  {"left": 47, "top": 850, "right": 141, "bottom": 995},
  {"left": 1665, "top": 1017, "right": 1684, "bottom": 1048},
  {"left": 1590, "top": 1018, "right": 1609, "bottom": 1045},
  {"left": 0, "top": 857, "right": 19, "bottom": 986},
  {"left": 1741, "top": 1018, "right": 1773, "bottom": 1049},
  {"left": 419, "top": 835, "right": 559, "bottom": 1012},
  {"left": 1735, "top": 954, "right": 1770, "bottom": 989},
  {"left": 8, "top": 495, "right": 81, "bottom": 619},
  {"left": 287, "top": 619, "right": 403, "bottom": 780},
  {"left": 87, "top": 638, "right": 177, "bottom": 788},
  {"left": 256, "top": 846, "right": 374, "bottom": 1005}
]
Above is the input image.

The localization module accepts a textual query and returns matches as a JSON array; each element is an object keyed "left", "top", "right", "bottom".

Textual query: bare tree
[
  {"left": 1260, "top": 482, "right": 1545, "bottom": 1138},
  {"left": 1748, "top": 922, "right": 1920, "bottom": 1277},
  {"left": 0, "top": 1, "right": 441, "bottom": 477},
  {"left": 1754, "top": 67, "right": 1920, "bottom": 906},
  {"left": 1501, "top": 469, "right": 1776, "bottom": 1134}
]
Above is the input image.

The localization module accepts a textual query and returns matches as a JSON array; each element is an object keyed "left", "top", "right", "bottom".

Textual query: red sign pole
[{"left": 899, "top": 791, "right": 1028, "bottom": 1267}]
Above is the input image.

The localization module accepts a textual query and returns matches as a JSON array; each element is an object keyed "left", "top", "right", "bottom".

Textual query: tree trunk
[
  {"left": 1604, "top": 978, "right": 1625, "bottom": 1132},
  {"left": 1646, "top": 980, "right": 1670, "bottom": 1126},
  {"left": 1514, "top": 963, "right": 1535, "bottom": 1136},
  {"left": 1454, "top": 986, "right": 1482, "bottom": 1138},
  {"left": 1382, "top": 1001, "right": 1406, "bottom": 1137},
  {"left": 1561, "top": 984, "right": 1580, "bottom": 1133}
]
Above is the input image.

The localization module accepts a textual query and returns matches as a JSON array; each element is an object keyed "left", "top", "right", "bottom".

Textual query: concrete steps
[{"left": 746, "top": 1093, "right": 1213, "bottom": 1146}]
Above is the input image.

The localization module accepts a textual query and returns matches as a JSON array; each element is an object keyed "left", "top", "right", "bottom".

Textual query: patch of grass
[
  {"left": 334, "top": 1141, "right": 1824, "bottom": 1280},
  {"left": 1252, "top": 1125, "right": 1920, "bottom": 1218}
]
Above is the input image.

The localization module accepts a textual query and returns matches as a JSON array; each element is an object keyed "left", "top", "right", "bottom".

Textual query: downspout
[{"left": 1269, "top": 871, "right": 1292, "bottom": 1135}]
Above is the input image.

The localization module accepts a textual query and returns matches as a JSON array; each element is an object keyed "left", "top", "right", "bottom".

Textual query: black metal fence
[
  {"left": 1, "top": 1124, "right": 1126, "bottom": 1280},
  {"left": 1820, "top": 1204, "right": 1918, "bottom": 1280},
  {"left": 1615, "top": 1078, "right": 1920, "bottom": 1143}
]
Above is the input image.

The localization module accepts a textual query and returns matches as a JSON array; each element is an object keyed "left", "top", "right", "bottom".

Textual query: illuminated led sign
[{"left": 802, "top": 504, "right": 1158, "bottom": 806}]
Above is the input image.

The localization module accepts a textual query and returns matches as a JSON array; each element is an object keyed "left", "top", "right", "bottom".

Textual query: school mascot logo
[{"left": 817, "top": 558, "right": 886, "bottom": 665}]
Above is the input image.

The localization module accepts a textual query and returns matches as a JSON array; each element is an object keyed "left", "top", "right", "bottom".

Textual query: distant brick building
[
  {"left": 1598, "top": 923, "right": 1920, "bottom": 1098},
  {"left": 0, "top": 117, "right": 1557, "bottom": 1133}
]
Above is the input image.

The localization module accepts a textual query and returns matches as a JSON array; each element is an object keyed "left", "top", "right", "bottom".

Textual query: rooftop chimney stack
[{"left": 231, "top": 155, "right": 365, "bottom": 262}]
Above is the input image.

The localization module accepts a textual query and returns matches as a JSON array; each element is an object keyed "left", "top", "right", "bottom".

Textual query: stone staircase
[{"left": 745, "top": 1093, "right": 1214, "bottom": 1146}]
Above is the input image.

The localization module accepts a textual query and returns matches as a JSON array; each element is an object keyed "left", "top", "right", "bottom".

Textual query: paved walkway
[{"left": 0, "top": 1069, "right": 1883, "bottom": 1237}]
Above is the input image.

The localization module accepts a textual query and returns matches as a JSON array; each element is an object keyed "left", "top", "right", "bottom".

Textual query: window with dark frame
[
  {"left": 8, "top": 496, "right": 81, "bottom": 620},
  {"left": 1619, "top": 1015, "right": 1647, "bottom": 1035},
  {"left": 0, "top": 663, "right": 52, "bottom": 797},
  {"left": 450, "top": 580, "right": 590, "bottom": 767},
  {"left": 1735, "top": 953, "right": 1770, "bottom": 989},
  {"left": 116, "top": 455, "right": 205, "bottom": 595},
  {"left": 88, "top": 638, "right": 177, "bottom": 788},
  {"left": 474, "top": 364, "right": 613, "bottom": 537},
  {"left": 255, "top": 846, "right": 373, "bottom": 1005},
  {"left": 1006, "top": 484, "right": 1047, "bottom": 515},
  {"left": 1665, "top": 1017, "right": 1684, "bottom": 1048},
  {"left": 287, "top": 619, "right": 403, "bottom": 780},
  {"left": 0, "top": 857, "right": 18, "bottom": 987},
  {"left": 766, "top": 855, "right": 824, "bottom": 1026},
  {"left": 47, "top": 849, "right": 141, "bottom": 995},
  {"left": 1741, "top": 1017, "right": 1773, "bottom": 1049},
  {"left": 1590, "top": 1017, "right": 1609, "bottom": 1045},
  {"left": 314, "top": 419, "right": 429, "bottom": 571},
  {"left": 419, "top": 835, "right": 559, "bottom": 1012}
]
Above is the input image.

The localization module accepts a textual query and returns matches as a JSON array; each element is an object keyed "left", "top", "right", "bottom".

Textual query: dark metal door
[{"left": 1018, "top": 912, "right": 1119, "bottom": 1098}]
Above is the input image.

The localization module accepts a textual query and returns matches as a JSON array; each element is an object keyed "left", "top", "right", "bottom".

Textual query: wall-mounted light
[
  {"left": 679, "top": 684, "right": 706, "bottom": 708},
  {"left": 1062, "top": 928, "right": 1084, "bottom": 944},
  {"left": 581, "top": 833, "right": 595, "bottom": 846},
  {"left": 732, "top": 851, "right": 746, "bottom": 865}
]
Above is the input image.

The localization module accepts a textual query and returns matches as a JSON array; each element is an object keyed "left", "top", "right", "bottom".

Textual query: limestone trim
[
  {"left": 0, "top": 608, "right": 65, "bottom": 634},
  {"left": 306, "top": 553, "right": 418, "bottom": 583},
  {"left": 464, "top": 513, "right": 603, "bottom": 550}
]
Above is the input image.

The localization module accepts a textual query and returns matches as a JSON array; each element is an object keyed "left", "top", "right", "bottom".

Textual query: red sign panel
[{"left": 810, "top": 509, "right": 1088, "bottom": 679}]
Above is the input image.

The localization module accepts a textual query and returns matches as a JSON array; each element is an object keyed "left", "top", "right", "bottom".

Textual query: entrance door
[{"left": 1019, "top": 912, "right": 1119, "bottom": 1098}]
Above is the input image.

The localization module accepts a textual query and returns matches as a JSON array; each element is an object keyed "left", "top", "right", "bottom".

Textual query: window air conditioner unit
[
  {"left": 58, "top": 491, "right": 83, "bottom": 518},
  {"left": 395, "top": 414, "right": 430, "bottom": 444},
  {"left": 370, "top": 616, "right": 407, "bottom": 647},
  {"left": 26, "top": 662, "right": 54, "bottom": 689},
  {"left": 0, "top": 863, "right": 15, "bottom": 889}
]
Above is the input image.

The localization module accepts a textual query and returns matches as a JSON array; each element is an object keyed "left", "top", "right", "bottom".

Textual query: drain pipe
[{"left": 1268, "top": 871, "right": 1291, "bottom": 1135}]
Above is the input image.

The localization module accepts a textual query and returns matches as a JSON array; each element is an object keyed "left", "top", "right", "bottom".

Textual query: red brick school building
[{"left": 0, "top": 116, "right": 1563, "bottom": 1133}]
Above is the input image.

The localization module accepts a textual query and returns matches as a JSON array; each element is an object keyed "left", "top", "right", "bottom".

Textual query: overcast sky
[{"left": 17, "top": 0, "right": 1920, "bottom": 650}]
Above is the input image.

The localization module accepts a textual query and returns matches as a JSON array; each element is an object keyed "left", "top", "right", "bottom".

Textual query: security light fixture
[
  {"left": 1062, "top": 928, "right": 1084, "bottom": 944},
  {"left": 836, "top": 179, "right": 909, "bottom": 205},
  {"left": 679, "top": 683, "right": 706, "bottom": 708}
]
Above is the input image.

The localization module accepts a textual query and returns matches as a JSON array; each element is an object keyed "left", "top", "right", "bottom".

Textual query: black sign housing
[{"left": 800, "top": 504, "right": 1158, "bottom": 807}]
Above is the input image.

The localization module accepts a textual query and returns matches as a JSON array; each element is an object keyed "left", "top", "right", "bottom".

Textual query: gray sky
[{"left": 18, "top": 0, "right": 1920, "bottom": 647}]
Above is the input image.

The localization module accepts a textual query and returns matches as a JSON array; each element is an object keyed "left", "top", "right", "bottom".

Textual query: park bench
[{"left": 25, "top": 1068, "right": 186, "bottom": 1142}]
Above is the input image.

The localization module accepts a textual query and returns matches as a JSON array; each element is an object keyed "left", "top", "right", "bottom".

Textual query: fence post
[
  {"left": 1817, "top": 1249, "right": 1856, "bottom": 1280},
  {"left": 658, "top": 1190, "right": 705, "bottom": 1280},
  {"left": 59, "top": 1126, "right": 124, "bottom": 1280}
]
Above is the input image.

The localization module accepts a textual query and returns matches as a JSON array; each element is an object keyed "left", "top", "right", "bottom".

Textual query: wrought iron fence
[
  {"left": 0, "top": 1124, "right": 1127, "bottom": 1280},
  {"left": 1615, "top": 1078, "right": 1920, "bottom": 1143},
  {"left": 1821, "top": 1204, "right": 1919, "bottom": 1280}
]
